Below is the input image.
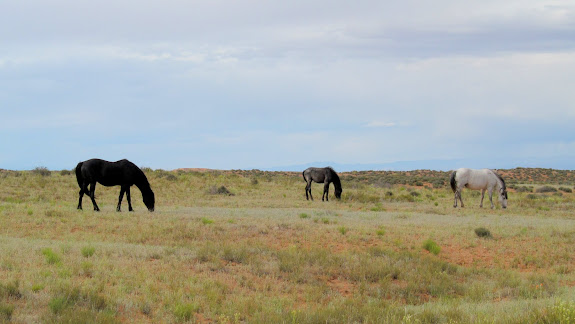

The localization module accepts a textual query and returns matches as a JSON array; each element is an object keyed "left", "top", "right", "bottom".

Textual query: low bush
[
  {"left": 536, "top": 186, "right": 557, "bottom": 193},
  {"left": 32, "top": 167, "right": 51, "bottom": 177},
  {"left": 207, "top": 186, "right": 234, "bottom": 196},
  {"left": 475, "top": 227, "right": 492, "bottom": 238},
  {"left": 558, "top": 187, "right": 572, "bottom": 193}
]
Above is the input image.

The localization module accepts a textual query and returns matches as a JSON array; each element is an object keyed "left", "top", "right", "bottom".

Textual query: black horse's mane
[{"left": 326, "top": 167, "right": 341, "bottom": 188}]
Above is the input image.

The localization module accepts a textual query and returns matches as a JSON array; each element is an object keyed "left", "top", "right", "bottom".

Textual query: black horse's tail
[
  {"left": 75, "top": 162, "right": 86, "bottom": 192},
  {"left": 450, "top": 170, "right": 457, "bottom": 192}
]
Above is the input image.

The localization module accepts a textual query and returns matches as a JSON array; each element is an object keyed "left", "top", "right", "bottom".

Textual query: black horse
[
  {"left": 76, "top": 159, "right": 155, "bottom": 212},
  {"left": 302, "top": 167, "right": 342, "bottom": 201}
]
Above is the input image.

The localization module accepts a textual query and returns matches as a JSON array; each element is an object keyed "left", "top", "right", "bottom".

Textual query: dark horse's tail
[
  {"left": 450, "top": 170, "right": 457, "bottom": 192},
  {"left": 75, "top": 162, "right": 88, "bottom": 193}
]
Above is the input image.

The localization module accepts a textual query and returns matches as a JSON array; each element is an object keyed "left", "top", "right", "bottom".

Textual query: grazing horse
[
  {"left": 76, "top": 159, "right": 155, "bottom": 212},
  {"left": 450, "top": 168, "right": 507, "bottom": 209},
  {"left": 302, "top": 167, "right": 342, "bottom": 201}
]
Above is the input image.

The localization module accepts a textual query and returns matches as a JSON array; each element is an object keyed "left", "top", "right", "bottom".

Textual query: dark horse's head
[
  {"left": 330, "top": 167, "right": 343, "bottom": 199},
  {"left": 142, "top": 189, "right": 155, "bottom": 212}
]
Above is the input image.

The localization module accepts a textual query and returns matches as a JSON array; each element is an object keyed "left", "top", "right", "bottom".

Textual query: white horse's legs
[
  {"left": 488, "top": 188, "right": 495, "bottom": 209},
  {"left": 480, "top": 189, "right": 486, "bottom": 208},
  {"left": 453, "top": 190, "right": 458, "bottom": 208}
]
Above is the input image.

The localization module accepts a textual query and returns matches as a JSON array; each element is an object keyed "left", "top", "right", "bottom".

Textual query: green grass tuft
[{"left": 422, "top": 239, "right": 441, "bottom": 255}]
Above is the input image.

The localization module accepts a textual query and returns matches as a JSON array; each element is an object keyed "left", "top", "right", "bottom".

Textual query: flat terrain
[{"left": 1, "top": 168, "right": 574, "bottom": 323}]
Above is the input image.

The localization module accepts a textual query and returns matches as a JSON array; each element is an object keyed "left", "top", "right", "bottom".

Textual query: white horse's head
[{"left": 499, "top": 188, "right": 508, "bottom": 209}]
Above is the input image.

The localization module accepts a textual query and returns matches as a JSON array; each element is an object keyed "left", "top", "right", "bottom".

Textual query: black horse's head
[
  {"left": 335, "top": 187, "right": 342, "bottom": 199},
  {"left": 143, "top": 189, "right": 155, "bottom": 212}
]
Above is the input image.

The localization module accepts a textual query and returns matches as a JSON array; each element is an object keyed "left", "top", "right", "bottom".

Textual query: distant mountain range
[{"left": 263, "top": 157, "right": 575, "bottom": 172}]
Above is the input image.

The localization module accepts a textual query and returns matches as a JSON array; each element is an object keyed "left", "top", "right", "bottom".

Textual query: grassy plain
[{"left": 0, "top": 168, "right": 575, "bottom": 323}]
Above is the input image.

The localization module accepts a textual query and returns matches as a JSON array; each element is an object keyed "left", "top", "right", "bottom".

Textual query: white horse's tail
[{"left": 450, "top": 170, "right": 457, "bottom": 192}]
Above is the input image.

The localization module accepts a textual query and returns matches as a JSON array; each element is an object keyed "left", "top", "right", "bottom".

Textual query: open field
[{"left": 1, "top": 168, "right": 575, "bottom": 323}]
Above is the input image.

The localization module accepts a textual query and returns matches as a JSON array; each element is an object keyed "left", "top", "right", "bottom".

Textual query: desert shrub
[
  {"left": 60, "top": 169, "right": 73, "bottom": 176},
  {"left": 251, "top": 178, "right": 259, "bottom": 185},
  {"left": 422, "top": 239, "right": 441, "bottom": 255},
  {"left": 536, "top": 186, "right": 557, "bottom": 193},
  {"left": 475, "top": 227, "right": 492, "bottom": 238},
  {"left": 299, "top": 213, "right": 309, "bottom": 219},
  {"left": 410, "top": 191, "right": 421, "bottom": 197},
  {"left": 32, "top": 166, "right": 51, "bottom": 176},
  {"left": 540, "top": 299, "right": 575, "bottom": 323},
  {"left": 559, "top": 187, "right": 572, "bottom": 193},
  {"left": 526, "top": 194, "right": 539, "bottom": 200},
  {"left": 155, "top": 170, "right": 178, "bottom": 181},
  {"left": 207, "top": 185, "right": 234, "bottom": 196},
  {"left": 516, "top": 186, "right": 533, "bottom": 193}
]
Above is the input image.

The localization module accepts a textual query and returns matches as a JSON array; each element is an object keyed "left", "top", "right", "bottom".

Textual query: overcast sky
[{"left": 1, "top": 1, "right": 575, "bottom": 170}]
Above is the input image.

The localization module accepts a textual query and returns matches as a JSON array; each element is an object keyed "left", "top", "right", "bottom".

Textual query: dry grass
[{"left": 0, "top": 169, "right": 574, "bottom": 323}]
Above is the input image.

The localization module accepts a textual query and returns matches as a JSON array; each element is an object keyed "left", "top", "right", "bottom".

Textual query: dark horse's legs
[
  {"left": 77, "top": 183, "right": 91, "bottom": 210},
  {"left": 305, "top": 181, "right": 313, "bottom": 201},
  {"left": 116, "top": 186, "right": 134, "bottom": 212},
  {"left": 322, "top": 183, "right": 330, "bottom": 201},
  {"left": 89, "top": 182, "right": 100, "bottom": 211}
]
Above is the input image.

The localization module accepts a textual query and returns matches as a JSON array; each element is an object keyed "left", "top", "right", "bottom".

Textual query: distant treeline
[{"left": 2, "top": 167, "right": 574, "bottom": 187}]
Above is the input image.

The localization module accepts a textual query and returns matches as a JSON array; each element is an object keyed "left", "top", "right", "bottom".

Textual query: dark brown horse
[
  {"left": 76, "top": 159, "right": 155, "bottom": 212},
  {"left": 302, "top": 167, "right": 342, "bottom": 201}
]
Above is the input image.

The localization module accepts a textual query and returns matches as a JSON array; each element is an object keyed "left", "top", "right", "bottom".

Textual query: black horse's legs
[
  {"left": 78, "top": 189, "right": 84, "bottom": 210},
  {"left": 78, "top": 183, "right": 90, "bottom": 210},
  {"left": 323, "top": 183, "right": 330, "bottom": 201},
  {"left": 126, "top": 186, "right": 133, "bottom": 211},
  {"left": 117, "top": 187, "right": 125, "bottom": 212},
  {"left": 306, "top": 181, "right": 313, "bottom": 201},
  {"left": 89, "top": 182, "right": 100, "bottom": 211}
]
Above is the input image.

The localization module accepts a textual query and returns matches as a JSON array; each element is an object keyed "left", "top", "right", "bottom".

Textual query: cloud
[{"left": 364, "top": 121, "right": 396, "bottom": 128}]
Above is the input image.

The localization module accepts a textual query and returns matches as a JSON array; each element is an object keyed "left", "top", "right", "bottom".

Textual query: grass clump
[
  {"left": 173, "top": 302, "right": 199, "bottom": 322},
  {"left": 0, "top": 280, "right": 21, "bottom": 299},
  {"left": 422, "top": 239, "right": 441, "bottom": 255},
  {"left": 475, "top": 227, "right": 492, "bottom": 238},
  {"left": 0, "top": 303, "right": 14, "bottom": 321},
  {"left": 41, "top": 248, "right": 61, "bottom": 265},
  {"left": 201, "top": 217, "right": 214, "bottom": 225},
  {"left": 299, "top": 213, "right": 309, "bottom": 219},
  {"left": 81, "top": 246, "right": 96, "bottom": 258}
]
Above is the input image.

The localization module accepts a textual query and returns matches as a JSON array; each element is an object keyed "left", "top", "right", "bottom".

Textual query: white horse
[{"left": 450, "top": 168, "right": 508, "bottom": 209}]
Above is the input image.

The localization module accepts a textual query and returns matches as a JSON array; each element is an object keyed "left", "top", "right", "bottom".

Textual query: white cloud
[{"left": 364, "top": 121, "right": 396, "bottom": 128}]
